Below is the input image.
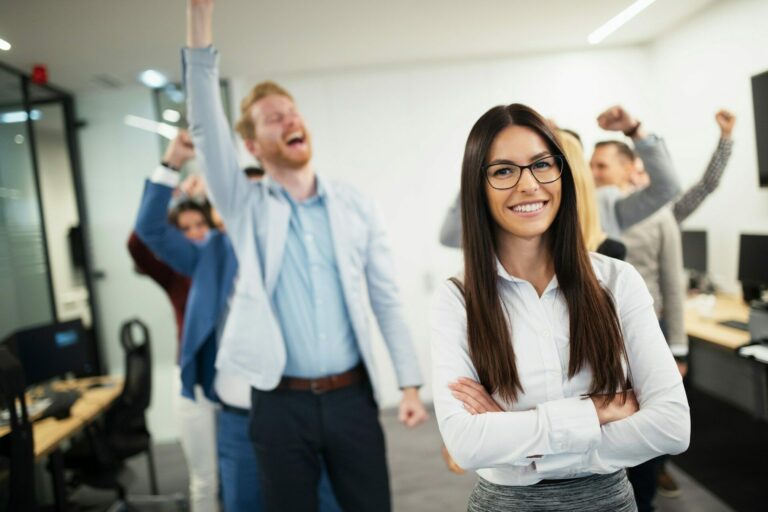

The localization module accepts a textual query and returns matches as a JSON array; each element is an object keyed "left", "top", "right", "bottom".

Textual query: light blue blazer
[{"left": 183, "top": 47, "right": 423, "bottom": 399}]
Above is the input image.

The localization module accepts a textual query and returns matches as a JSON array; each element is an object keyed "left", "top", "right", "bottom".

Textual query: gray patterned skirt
[{"left": 467, "top": 471, "right": 637, "bottom": 512}]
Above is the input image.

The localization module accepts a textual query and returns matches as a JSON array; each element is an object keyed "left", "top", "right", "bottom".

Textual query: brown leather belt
[{"left": 277, "top": 364, "right": 366, "bottom": 394}]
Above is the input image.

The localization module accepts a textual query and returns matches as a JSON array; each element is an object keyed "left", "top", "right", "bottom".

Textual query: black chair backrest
[
  {"left": 0, "top": 347, "right": 37, "bottom": 511},
  {"left": 107, "top": 319, "right": 152, "bottom": 432}
]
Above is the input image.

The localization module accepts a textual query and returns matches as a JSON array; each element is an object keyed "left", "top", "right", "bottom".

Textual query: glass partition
[{"left": 0, "top": 68, "right": 54, "bottom": 341}]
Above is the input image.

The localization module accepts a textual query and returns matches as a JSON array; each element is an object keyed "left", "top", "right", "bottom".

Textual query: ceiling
[{"left": 0, "top": 0, "right": 719, "bottom": 93}]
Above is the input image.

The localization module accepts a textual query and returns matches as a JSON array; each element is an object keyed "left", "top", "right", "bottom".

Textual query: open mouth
[
  {"left": 285, "top": 131, "right": 306, "bottom": 147},
  {"left": 509, "top": 200, "right": 548, "bottom": 214}
]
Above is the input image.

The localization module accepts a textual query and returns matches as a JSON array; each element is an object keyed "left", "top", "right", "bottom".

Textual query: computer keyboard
[
  {"left": 38, "top": 389, "right": 82, "bottom": 421},
  {"left": 0, "top": 397, "right": 52, "bottom": 427},
  {"left": 0, "top": 388, "right": 83, "bottom": 428},
  {"left": 719, "top": 319, "right": 749, "bottom": 331}
]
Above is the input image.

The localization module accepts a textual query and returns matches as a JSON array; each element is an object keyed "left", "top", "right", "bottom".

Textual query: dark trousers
[
  {"left": 249, "top": 381, "right": 391, "bottom": 512},
  {"left": 627, "top": 456, "right": 663, "bottom": 512}
]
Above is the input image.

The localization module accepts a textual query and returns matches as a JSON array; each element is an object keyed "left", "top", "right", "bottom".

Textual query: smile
[{"left": 509, "top": 201, "right": 547, "bottom": 214}]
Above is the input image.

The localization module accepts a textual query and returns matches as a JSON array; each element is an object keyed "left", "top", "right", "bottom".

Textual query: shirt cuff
[
  {"left": 633, "top": 133, "right": 661, "bottom": 149},
  {"left": 182, "top": 45, "right": 218, "bottom": 67},
  {"left": 534, "top": 452, "right": 586, "bottom": 475},
  {"left": 670, "top": 344, "right": 689, "bottom": 357},
  {"left": 151, "top": 165, "right": 180, "bottom": 188},
  {"left": 538, "top": 396, "right": 601, "bottom": 454}
]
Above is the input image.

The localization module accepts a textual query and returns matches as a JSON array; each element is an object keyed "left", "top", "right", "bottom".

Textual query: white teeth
[
  {"left": 512, "top": 202, "right": 544, "bottom": 213},
  {"left": 286, "top": 131, "right": 304, "bottom": 143}
]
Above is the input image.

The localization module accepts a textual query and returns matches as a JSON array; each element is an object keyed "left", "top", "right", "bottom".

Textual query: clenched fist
[
  {"left": 597, "top": 105, "right": 639, "bottom": 135},
  {"left": 715, "top": 109, "right": 736, "bottom": 139}
]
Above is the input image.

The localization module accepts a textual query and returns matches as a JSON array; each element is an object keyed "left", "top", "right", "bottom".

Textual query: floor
[{"left": 69, "top": 408, "right": 737, "bottom": 512}]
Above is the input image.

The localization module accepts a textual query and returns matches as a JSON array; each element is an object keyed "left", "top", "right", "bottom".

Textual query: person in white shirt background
[{"left": 430, "top": 103, "right": 690, "bottom": 512}]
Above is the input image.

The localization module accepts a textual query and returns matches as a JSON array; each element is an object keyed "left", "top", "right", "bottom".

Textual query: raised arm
[
  {"left": 184, "top": 0, "right": 251, "bottom": 224},
  {"left": 597, "top": 106, "right": 682, "bottom": 231},
  {"left": 673, "top": 110, "right": 735, "bottom": 223},
  {"left": 134, "top": 133, "right": 200, "bottom": 276},
  {"left": 127, "top": 231, "right": 179, "bottom": 289},
  {"left": 439, "top": 193, "right": 462, "bottom": 248}
]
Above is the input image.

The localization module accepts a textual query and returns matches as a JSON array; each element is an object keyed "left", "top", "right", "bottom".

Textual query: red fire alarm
[{"left": 31, "top": 64, "right": 48, "bottom": 85}]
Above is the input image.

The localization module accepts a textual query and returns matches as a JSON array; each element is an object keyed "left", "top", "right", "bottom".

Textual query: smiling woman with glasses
[{"left": 430, "top": 103, "right": 690, "bottom": 512}]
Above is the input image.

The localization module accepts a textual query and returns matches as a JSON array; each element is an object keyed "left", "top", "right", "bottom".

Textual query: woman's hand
[
  {"left": 590, "top": 390, "right": 639, "bottom": 425},
  {"left": 448, "top": 377, "right": 503, "bottom": 414}
]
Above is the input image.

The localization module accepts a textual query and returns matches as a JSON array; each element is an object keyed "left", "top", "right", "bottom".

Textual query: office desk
[
  {"left": 673, "top": 295, "right": 768, "bottom": 509},
  {"left": 0, "top": 375, "right": 123, "bottom": 510},
  {"left": 684, "top": 294, "right": 750, "bottom": 349},
  {"left": 684, "top": 294, "right": 767, "bottom": 418}
]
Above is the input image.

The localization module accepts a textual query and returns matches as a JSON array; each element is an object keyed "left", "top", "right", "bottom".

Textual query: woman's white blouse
[{"left": 430, "top": 253, "right": 690, "bottom": 486}]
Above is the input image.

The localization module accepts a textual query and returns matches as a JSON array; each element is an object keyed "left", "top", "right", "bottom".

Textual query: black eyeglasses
[{"left": 484, "top": 155, "right": 564, "bottom": 190}]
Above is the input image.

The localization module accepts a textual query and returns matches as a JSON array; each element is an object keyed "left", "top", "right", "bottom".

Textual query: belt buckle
[{"left": 310, "top": 380, "right": 327, "bottom": 394}]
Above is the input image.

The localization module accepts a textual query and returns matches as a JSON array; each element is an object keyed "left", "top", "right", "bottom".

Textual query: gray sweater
[
  {"left": 597, "top": 135, "right": 681, "bottom": 240},
  {"left": 622, "top": 207, "right": 687, "bottom": 353}
]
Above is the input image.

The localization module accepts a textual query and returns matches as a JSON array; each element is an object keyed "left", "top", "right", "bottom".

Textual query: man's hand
[
  {"left": 716, "top": 109, "right": 736, "bottom": 139},
  {"left": 448, "top": 377, "right": 503, "bottom": 415},
  {"left": 676, "top": 360, "right": 688, "bottom": 377},
  {"left": 398, "top": 387, "right": 428, "bottom": 428},
  {"left": 179, "top": 174, "right": 207, "bottom": 199},
  {"left": 590, "top": 390, "right": 639, "bottom": 425},
  {"left": 187, "top": 0, "right": 214, "bottom": 48},
  {"left": 163, "top": 130, "right": 195, "bottom": 170},
  {"left": 597, "top": 105, "right": 646, "bottom": 139}
]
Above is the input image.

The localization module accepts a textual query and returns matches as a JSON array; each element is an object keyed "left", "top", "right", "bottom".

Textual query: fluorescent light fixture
[
  {"left": 124, "top": 114, "right": 179, "bottom": 140},
  {"left": 0, "top": 110, "right": 42, "bottom": 124},
  {"left": 588, "top": 0, "right": 657, "bottom": 45},
  {"left": 138, "top": 69, "right": 169, "bottom": 88},
  {"left": 0, "top": 38, "right": 10, "bottom": 51},
  {"left": 162, "top": 109, "right": 182, "bottom": 123}
]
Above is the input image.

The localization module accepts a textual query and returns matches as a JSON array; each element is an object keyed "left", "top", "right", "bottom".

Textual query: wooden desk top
[
  {"left": 685, "top": 294, "right": 751, "bottom": 350},
  {"left": 0, "top": 375, "right": 123, "bottom": 459}
]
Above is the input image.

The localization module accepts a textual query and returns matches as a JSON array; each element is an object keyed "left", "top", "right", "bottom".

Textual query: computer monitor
[
  {"left": 738, "top": 234, "right": 768, "bottom": 303},
  {"left": 682, "top": 230, "right": 707, "bottom": 273},
  {"left": 1, "top": 319, "right": 93, "bottom": 387},
  {"left": 752, "top": 69, "right": 768, "bottom": 187}
]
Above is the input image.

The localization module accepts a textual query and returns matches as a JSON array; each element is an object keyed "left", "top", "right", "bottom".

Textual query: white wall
[
  {"left": 76, "top": 85, "right": 179, "bottom": 440},
  {"left": 650, "top": 0, "right": 768, "bottom": 293},
  {"left": 36, "top": 117, "right": 91, "bottom": 326}
]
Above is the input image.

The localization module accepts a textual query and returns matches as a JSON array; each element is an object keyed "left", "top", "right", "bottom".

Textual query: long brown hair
[{"left": 459, "top": 103, "right": 627, "bottom": 404}]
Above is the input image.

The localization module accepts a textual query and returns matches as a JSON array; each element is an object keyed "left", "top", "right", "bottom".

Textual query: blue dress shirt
[{"left": 271, "top": 179, "right": 360, "bottom": 378}]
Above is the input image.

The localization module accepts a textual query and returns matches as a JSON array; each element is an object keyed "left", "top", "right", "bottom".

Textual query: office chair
[
  {"left": 0, "top": 347, "right": 37, "bottom": 511},
  {"left": 65, "top": 319, "right": 185, "bottom": 511}
]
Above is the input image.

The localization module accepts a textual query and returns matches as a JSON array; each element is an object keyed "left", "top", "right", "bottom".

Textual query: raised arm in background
[{"left": 673, "top": 110, "right": 735, "bottom": 223}]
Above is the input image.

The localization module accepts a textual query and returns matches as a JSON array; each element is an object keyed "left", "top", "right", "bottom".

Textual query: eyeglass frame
[{"left": 483, "top": 154, "right": 565, "bottom": 190}]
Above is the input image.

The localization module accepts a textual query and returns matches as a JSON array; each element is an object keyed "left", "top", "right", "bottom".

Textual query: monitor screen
[
  {"left": 1, "top": 319, "right": 92, "bottom": 386},
  {"left": 682, "top": 230, "right": 707, "bottom": 273},
  {"left": 752, "top": 69, "right": 768, "bottom": 187},
  {"left": 738, "top": 234, "right": 768, "bottom": 286}
]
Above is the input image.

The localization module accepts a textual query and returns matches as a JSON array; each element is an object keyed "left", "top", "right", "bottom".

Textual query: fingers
[
  {"left": 399, "top": 403, "right": 428, "bottom": 427},
  {"left": 449, "top": 381, "right": 500, "bottom": 414},
  {"left": 449, "top": 386, "right": 486, "bottom": 413}
]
